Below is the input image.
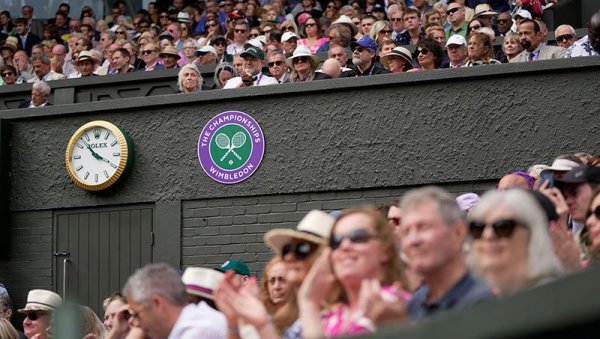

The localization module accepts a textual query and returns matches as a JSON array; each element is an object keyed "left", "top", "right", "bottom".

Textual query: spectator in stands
[
  {"left": 496, "top": 11, "right": 513, "bottom": 36},
  {"left": 267, "top": 51, "right": 289, "bottom": 83},
  {"left": 424, "top": 9, "right": 443, "bottom": 28},
  {"left": 281, "top": 19, "right": 300, "bottom": 36},
  {"left": 0, "top": 11, "right": 15, "bottom": 36},
  {"left": 181, "top": 266, "right": 224, "bottom": 307},
  {"left": 103, "top": 292, "right": 127, "bottom": 331},
  {"left": 469, "top": 189, "right": 565, "bottom": 296},
  {"left": 380, "top": 46, "right": 414, "bottom": 73},
  {"left": 388, "top": 7, "right": 405, "bottom": 42},
  {"left": 110, "top": 48, "right": 133, "bottom": 74},
  {"left": 160, "top": 46, "right": 181, "bottom": 69},
  {"left": 442, "top": 34, "right": 468, "bottom": 68},
  {"left": 224, "top": 46, "right": 278, "bottom": 88},
  {"left": 349, "top": 36, "right": 390, "bottom": 76},
  {"left": 411, "top": 37, "right": 444, "bottom": 71},
  {"left": 54, "top": 11, "right": 69, "bottom": 36},
  {"left": 426, "top": 25, "right": 446, "bottom": 51},
  {"left": 227, "top": 19, "right": 249, "bottom": 55},
  {"left": 298, "top": 16, "right": 328, "bottom": 54},
  {"left": 369, "top": 20, "right": 393, "bottom": 49},
  {"left": 0, "top": 318, "right": 18, "bottom": 339},
  {"left": 467, "top": 18, "right": 484, "bottom": 36},
  {"left": 196, "top": 45, "right": 217, "bottom": 65},
  {"left": 299, "top": 206, "right": 409, "bottom": 338},
  {"left": 472, "top": 4, "right": 497, "bottom": 32},
  {"left": 139, "top": 43, "right": 164, "bottom": 71},
  {"left": 396, "top": 7, "right": 424, "bottom": 45},
  {"left": 566, "top": 10, "right": 600, "bottom": 58},
  {"left": 29, "top": 54, "right": 66, "bottom": 82},
  {"left": 210, "top": 36, "right": 228, "bottom": 64},
  {"left": 22, "top": 5, "right": 44, "bottom": 37},
  {"left": 99, "top": 30, "right": 117, "bottom": 62},
  {"left": 19, "top": 80, "right": 51, "bottom": 107},
  {"left": 177, "top": 62, "right": 203, "bottom": 93},
  {"left": 501, "top": 32, "right": 523, "bottom": 63},
  {"left": 559, "top": 166, "right": 600, "bottom": 233},
  {"left": 511, "top": 19, "right": 566, "bottom": 62},
  {"left": 182, "top": 39, "right": 199, "bottom": 66},
  {"left": 261, "top": 256, "right": 290, "bottom": 316},
  {"left": 13, "top": 50, "right": 34, "bottom": 83},
  {"left": 75, "top": 50, "right": 99, "bottom": 77},
  {"left": 464, "top": 32, "right": 501, "bottom": 66},
  {"left": 445, "top": 2, "right": 468, "bottom": 40},
  {"left": 1, "top": 37, "right": 17, "bottom": 66},
  {"left": 360, "top": 15, "right": 377, "bottom": 37},
  {"left": 123, "top": 263, "right": 227, "bottom": 338},
  {"left": 0, "top": 65, "right": 17, "bottom": 85},
  {"left": 584, "top": 187, "right": 600, "bottom": 263},
  {"left": 13, "top": 18, "right": 39, "bottom": 58},
  {"left": 287, "top": 45, "right": 326, "bottom": 82},
  {"left": 498, "top": 172, "right": 534, "bottom": 190},
  {"left": 213, "top": 62, "right": 237, "bottom": 88},
  {"left": 399, "top": 186, "right": 494, "bottom": 321},
  {"left": 199, "top": 18, "right": 223, "bottom": 47},
  {"left": 18, "top": 289, "right": 62, "bottom": 338},
  {"left": 319, "top": 58, "right": 342, "bottom": 78}
]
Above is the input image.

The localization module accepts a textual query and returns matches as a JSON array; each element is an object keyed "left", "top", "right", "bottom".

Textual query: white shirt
[
  {"left": 167, "top": 302, "right": 227, "bottom": 339},
  {"left": 223, "top": 72, "right": 278, "bottom": 89}
]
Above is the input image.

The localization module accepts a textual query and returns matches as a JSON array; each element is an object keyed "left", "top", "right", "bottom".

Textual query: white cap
[
  {"left": 196, "top": 45, "right": 217, "bottom": 56},
  {"left": 446, "top": 34, "right": 467, "bottom": 47},
  {"left": 243, "top": 38, "right": 263, "bottom": 49},
  {"left": 514, "top": 9, "right": 532, "bottom": 20},
  {"left": 282, "top": 32, "right": 300, "bottom": 42}
]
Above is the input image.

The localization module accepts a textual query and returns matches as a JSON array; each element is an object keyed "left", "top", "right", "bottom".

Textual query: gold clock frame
[{"left": 65, "top": 120, "right": 131, "bottom": 191}]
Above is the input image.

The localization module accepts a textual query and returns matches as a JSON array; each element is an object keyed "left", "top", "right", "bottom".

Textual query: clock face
[{"left": 65, "top": 121, "right": 132, "bottom": 191}]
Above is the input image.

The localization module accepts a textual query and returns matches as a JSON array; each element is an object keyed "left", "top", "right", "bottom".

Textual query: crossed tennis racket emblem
[{"left": 215, "top": 131, "right": 247, "bottom": 162}]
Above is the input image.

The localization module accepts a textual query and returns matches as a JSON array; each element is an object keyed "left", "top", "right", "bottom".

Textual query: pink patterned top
[
  {"left": 298, "top": 37, "right": 329, "bottom": 54},
  {"left": 321, "top": 286, "right": 411, "bottom": 337}
]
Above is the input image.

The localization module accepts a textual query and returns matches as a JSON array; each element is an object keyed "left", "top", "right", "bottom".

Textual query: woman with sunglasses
[
  {"left": 215, "top": 210, "right": 335, "bottom": 338},
  {"left": 469, "top": 189, "right": 564, "bottom": 297},
  {"left": 369, "top": 20, "right": 393, "bottom": 50},
  {"left": 299, "top": 206, "right": 409, "bottom": 338},
  {"left": 409, "top": 37, "right": 443, "bottom": 71},
  {"left": 198, "top": 18, "right": 223, "bottom": 47},
  {"left": 464, "top": 32, "right": 501, "bottom": 66},
  {"left": 298, "top": 16, "right": 328, "bottom": 54},
  {"left": 325, "top": 2, "right": 339, "bottom": 20},
  {"left": 467, "top": 18, "right": 484, "bottom": 37},
  {"left": 286, "top": 45, "right": 324, "bottom": 82},
  {"left": 280, "top": 19, "right": 300, "bottom": 36},
  {"left": 584, "top": 187, "right": 600, "bottom": 264}
]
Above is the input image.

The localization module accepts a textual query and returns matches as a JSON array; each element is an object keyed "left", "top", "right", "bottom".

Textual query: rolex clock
[{"left": 65, "top": 120, "right": 134, "bottom": 191}]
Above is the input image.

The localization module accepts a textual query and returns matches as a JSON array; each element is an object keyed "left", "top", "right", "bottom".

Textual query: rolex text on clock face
[{"left": 70, "top": 126, "right": 122, "bottom": 186}]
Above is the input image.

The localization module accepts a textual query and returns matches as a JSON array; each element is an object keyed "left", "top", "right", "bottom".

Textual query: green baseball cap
[
  {"left": 216, "top": 259, "right": 251, "bottom": 276},
  {"left": 240, "top": 46, "right": 264, "bottom": 60}
]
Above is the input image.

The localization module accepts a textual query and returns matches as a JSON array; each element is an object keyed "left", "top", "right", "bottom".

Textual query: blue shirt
[{"left": 408, "top": 271, "right": 495, "bottom": 321}]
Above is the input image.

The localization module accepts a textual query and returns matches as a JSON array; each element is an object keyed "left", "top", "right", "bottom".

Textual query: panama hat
[
  {"left": 380, "top": 46, "right": 414, "bottom": 70},
  {"left": 286, "top": 45, "right": 321, "bottom": 68},
  {"left": 160, "top": 45, "right": 181, "bottom": 59},
  {"left": 77, "top": 50, "right": 100, "bottom": 64},
  {"left": 264, "top": 210, "right": 335, "bottom": 253},
  {"left": 182, "top": 267, "right": 224, "bottom": 300},
  {"left": 18, "top": 289, "right": 62, "bottom": 313},
  {"left": 331, "top": 15, "right": 358, "bottom": 37},
  {"left": 474, "top": 4, "right": 498, "bottom": 18}
]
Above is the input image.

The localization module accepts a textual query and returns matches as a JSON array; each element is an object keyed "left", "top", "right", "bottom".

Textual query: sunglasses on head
[
  {"left": 330, "top": 228, "right": 376, "bottom": 250},
  {"left": 469, "top": 219, "right": 521, "bottom": 239},
  {"left": 556, "top": 34, "right": 574, "bottom": 43},
  {"left": 418, "top": 47, "right": 430, "bottom": 55},
  {"left": 25, "top": 312, "right": 45, "bottom": 321},
  {"left": 447, "top": 7, "right": 460, "bottom": 15},
  {"left": 293, "top": 56, "right": 310, "bottom": 63},
  {"left": 268, "top": 60, "right": 283, "bottom": 67},
  {"left": 587, "top": 206, "right": 600, "bottom": 220},
  {"left": 281, "top": 241, "right": 316, "bottom": 260}
]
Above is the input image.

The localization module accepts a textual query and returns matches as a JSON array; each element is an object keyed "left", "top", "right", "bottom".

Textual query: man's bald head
[
  {"left": 498, "top": 173, "right": 533, "bottom": 191},
  {"left": 321, "top": 58, "right": 341, "bottom": 78}
]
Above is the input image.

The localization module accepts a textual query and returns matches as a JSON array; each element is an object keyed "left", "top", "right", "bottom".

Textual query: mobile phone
[{"left": 539, "top": 171, "right": 554, "bottom": 189}]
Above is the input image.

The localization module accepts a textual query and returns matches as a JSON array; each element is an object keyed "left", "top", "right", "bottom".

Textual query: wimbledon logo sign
[{"left": 197, "top": 111, "right": 265, "bottom": 184}]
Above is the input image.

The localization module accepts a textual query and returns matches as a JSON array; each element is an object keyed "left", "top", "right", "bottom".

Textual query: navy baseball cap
[{"left": 350, "top": 35, "right": 378, "bottom": 53}]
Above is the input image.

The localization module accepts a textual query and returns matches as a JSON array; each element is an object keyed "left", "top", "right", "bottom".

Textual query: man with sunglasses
[
  {"left": 139, "top": 43, "right": 165, "bottom": 72},
  {"left": 496, "top": 12, "right": 513, "bottom": 36},
  {"left": 267, "top": 51, "right": 289, "bottom": 83},
  {"left": 18, "top": 289, "right": 62, "bottom": 339},
  {"left": 399, "top": 186, "right": 494, "bottom": 321},
  {"left": 567, "top": 10, "right": 600, "bottom": 58},
  {"left": 349, "top": 36, "right": 390, "bottom": 76},
  {"left": 227, "top": 19, "right": 250, "bottom": 55},
  {"left": 553, "top": 25, "right": 577, "bottom": 49},
  {"left": 444, "top": 2, "right": 468, "bottom": 40}
]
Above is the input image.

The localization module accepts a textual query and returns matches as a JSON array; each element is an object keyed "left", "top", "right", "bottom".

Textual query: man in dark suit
[
  {"left": 21, "top": 5, "right": 44, "bottom": 38},
  {"left": 15, "top": 18, "right": 40, "bottom": 56},
  {"left": 19, "top": 80, "right": 52, "bottom": 108}
]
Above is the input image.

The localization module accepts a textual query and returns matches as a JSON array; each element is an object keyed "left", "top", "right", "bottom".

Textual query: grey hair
[
  {"left": 30, "top": 54, "right": 51, "bottom": 65},
  {"left": 122, "top": 263, "right": 188, "bottom": 306},
  {"left": 177, "top": 63, "right": 203, "bottom": 92},
  {"left": 469, "top": 189, "right": 564, "bottom": 284},
  {"left": 213, "top": 62, "right": 238, "bottom": 88},
  {"left": 102, "top": 29, "right": 116, "bottom": 42},
  {"left": 0, "top": 292, "right": 12, "bottom": 313},
  {"left": 400, "top": 186, "right": 465, "bottom": 227},
  {"left": 32, "top": 80, "right": 51, "bottom": 95},
  {"left": 554, "top": 24, "right": 575, "bottom": 36}
]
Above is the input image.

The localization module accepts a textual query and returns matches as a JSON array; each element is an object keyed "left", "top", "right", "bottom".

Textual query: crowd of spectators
[
  {"left": 1, "top": 153, "right": 599, "bottom": 338},
  {"left": 0, "top": 0, "right": 599, "bottom": 99}
]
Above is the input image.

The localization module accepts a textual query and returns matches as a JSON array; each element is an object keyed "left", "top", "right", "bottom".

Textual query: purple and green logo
[{"left": 198, "top": 111, "right": 265, "bottom": 184}]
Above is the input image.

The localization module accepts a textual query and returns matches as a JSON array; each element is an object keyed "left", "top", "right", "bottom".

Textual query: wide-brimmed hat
[
  {"left": 541, "top": 158, "right": 581, "bottom": 174},
  {"left": 380, "top": 46, "right": 414, "bottom": 70},
  {"left": 240, "top": 46, "right": 264, "bottom": 60},
  {"left": 182, "top": 267, "right": 224, "bottom": 300},
  {"left": 331, "top": 15, "right": 358, "bottom": 37},
  {"left": 160, "top": 45, "right": 181, "bottom": 59},
  {"left": 18, "top": 289, "right": 62, "bottom": 313},
  {"left": 77, "top": 50, "right": 99, "bottom": 64},
  {"left": 264, "top": 210, "right": 335, "bottom": 253},
  {"left": 286, "top": 45, "right": 320, "bottom": 68},
  {"left": 1, "top": 36, "right": 18, "bottom": 52},
  {"left": 176, "top": 12, "right": 192, "bottom": 23},
  {"left": 159, "top": 30, "right": 175, "bottom": 41},
  {"left": 474, "top": 4, "right": 498, "bottom": 18}
]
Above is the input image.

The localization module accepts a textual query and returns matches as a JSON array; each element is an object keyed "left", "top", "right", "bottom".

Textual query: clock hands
[{"left": 81, "top": 138, "right": 118, "bottom": 167}]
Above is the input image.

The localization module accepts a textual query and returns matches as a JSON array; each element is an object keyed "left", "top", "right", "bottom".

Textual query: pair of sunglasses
[
  {"left": 555, "top": 34, "right": 574, "bottom": 43},
  {"left": 587, "top": 206, "right": 600, "bottom": 220},
  {"left": 25, "top": 312, "right": 46, "bottom": 321},
  {"left": 330, "top": 228, "right": 376, "bottom": 250},
  {"left": 417, "top": 47, "right": 430, "bottom": 55},
  {"left": 281, "top": 241, "right": 316, "bottom": 260},
  {"left": 469, "top": 219, "right": 521, "bottom": 239}
]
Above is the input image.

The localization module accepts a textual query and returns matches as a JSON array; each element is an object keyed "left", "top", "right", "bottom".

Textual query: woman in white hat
[
  {"left": 286, "top": 45, "right": 322, "bottom": 82},
  {"left": 19, "top": 289, "right": 62, "bottom": 339},
  {"left": 380, "top": 46, "right": 414, "bottom": 73}
]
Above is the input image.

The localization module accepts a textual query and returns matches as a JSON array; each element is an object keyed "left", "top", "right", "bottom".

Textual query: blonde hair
[
  {"left": 81, "top": 305, "right": 107, "bottom": 338},
  {"left": 0, "top": 318, "right": 19, "bottom": 339}
]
